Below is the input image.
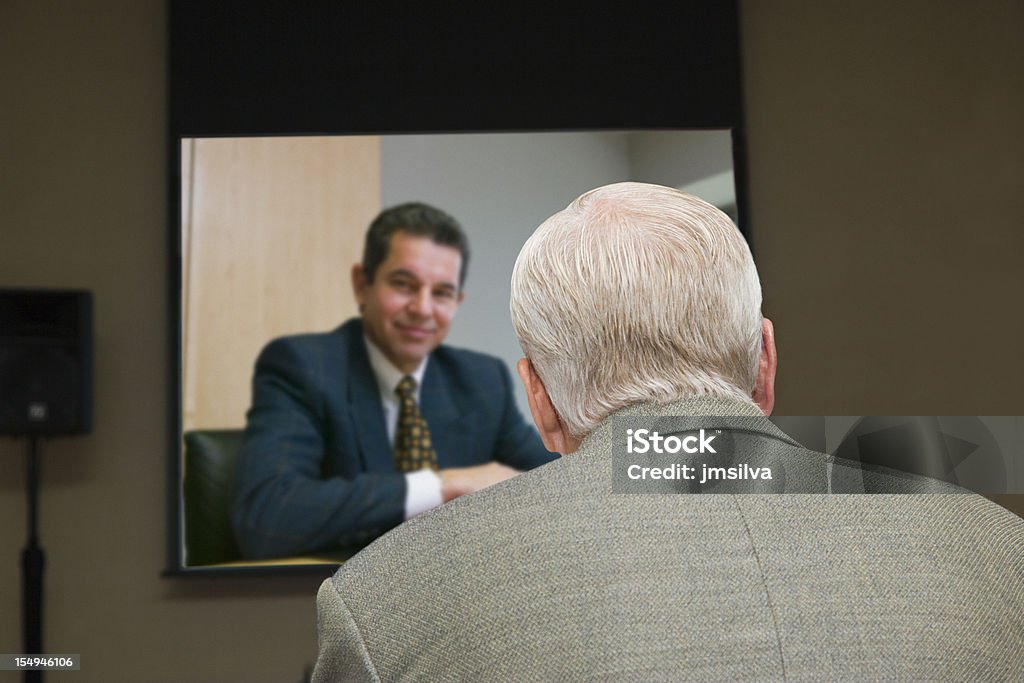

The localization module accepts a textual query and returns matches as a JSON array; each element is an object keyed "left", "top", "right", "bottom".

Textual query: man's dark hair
[{"left": 362, "top": 202, "right": 470, "bottom": 288}]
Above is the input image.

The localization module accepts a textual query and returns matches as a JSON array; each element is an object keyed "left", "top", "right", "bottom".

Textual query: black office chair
[{"left": 183, "top": 429, "right": 245, "bottom": 565}]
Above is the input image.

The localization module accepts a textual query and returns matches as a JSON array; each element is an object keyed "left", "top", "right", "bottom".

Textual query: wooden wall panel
[{"left": 182, "top": 136, "right": 380, "bottom": 430}]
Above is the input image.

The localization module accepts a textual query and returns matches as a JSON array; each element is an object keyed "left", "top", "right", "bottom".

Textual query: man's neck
[
  {"left": 574, "top": 394, "right": 767, "bottom": 456},
  {"left": 363, "top": 334, "right": 428, "bottom": 397}
]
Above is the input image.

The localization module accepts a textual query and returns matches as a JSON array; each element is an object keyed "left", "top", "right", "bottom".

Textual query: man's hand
[{"left": 439, "top": 462, "right": 521, "bottom": 502}]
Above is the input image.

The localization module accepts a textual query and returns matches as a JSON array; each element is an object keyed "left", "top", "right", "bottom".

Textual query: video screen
[{"left": 176, "top": 129, "right": 738, "bottom": 570}]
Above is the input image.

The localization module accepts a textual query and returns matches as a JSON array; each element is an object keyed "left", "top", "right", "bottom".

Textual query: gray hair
[{"left": 510, "top": 182, "right": 763, "bottom": 438}]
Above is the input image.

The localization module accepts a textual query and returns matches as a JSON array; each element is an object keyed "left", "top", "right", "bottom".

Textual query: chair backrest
[{"left": 183, "top": 429, "right": 246, "bottom": 565}]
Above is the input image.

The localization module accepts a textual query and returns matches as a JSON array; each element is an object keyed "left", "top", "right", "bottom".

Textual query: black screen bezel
[{"left": 167, "top": 0, "right": 747, "bottom": 575}]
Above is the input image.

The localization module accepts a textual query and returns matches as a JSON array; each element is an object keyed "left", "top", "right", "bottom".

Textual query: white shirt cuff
[{"left": 404, "top": 469, "right": 443, "bottom": 520}]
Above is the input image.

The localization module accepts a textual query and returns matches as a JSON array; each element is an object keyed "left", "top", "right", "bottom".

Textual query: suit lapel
[
  {"left": 347, "top": 328, "right": 395, "bottom": 472},
  {"left": 420, "top": 359, "right": 473, "bottom": 468}
]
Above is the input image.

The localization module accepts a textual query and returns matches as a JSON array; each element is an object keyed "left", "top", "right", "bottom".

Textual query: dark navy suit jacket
[{"left": 232, "top": 318, "right": 555, "bottom": 559}]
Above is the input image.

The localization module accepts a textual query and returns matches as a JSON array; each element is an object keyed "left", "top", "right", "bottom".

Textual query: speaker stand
[{"left": 22, "top": 435, "right": 44, "bottom": 683}]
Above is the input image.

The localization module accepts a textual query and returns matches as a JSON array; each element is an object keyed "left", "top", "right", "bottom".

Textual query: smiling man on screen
[{"left": 232, "top": 202, "right": 555, "bottom": 559}]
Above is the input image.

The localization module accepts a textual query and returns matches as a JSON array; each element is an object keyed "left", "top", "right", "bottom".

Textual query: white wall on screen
[{"left": 381, "top": 130, "right": 734, "bottom": 418}]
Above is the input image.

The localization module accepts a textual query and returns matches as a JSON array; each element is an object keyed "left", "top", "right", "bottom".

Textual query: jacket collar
[{"left": 576, "top": 395, "right": 800, "bottom": 459}]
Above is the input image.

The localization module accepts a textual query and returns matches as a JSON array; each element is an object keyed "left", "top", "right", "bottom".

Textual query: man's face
[{"left": 353, "top": 231, "right": 464, "bottom": 374}]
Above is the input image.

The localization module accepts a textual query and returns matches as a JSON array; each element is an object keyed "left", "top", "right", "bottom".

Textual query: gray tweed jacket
[{"left": 312, "top": 397, "right": 1024, "bottom": 681}]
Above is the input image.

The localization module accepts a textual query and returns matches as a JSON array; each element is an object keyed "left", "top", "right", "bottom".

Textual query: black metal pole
[{"left": 22, "top": 435, "right": 44, "bottom": 683}]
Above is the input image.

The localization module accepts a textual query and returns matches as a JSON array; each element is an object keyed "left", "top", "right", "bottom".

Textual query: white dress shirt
[{"left": 363, "top": 336, "right": 443, "bottom": 519}]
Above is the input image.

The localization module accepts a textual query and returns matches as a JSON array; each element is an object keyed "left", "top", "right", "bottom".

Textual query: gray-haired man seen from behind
[{"left": 312, "top": 182, "right": 1024, "bottom": 681}]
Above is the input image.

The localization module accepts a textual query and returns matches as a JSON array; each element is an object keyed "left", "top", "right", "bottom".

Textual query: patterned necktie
[{"left": 393, "top": 375, "right": 438, "bottom": 472}]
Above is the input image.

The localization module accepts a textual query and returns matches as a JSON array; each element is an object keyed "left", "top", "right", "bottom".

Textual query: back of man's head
[{"left": 510, "top": 182, "right": 764, "bottom": 438}]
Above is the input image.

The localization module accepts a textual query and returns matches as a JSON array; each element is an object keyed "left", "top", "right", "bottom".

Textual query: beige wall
[
  {"left": 742, "top": 0, "right": 1024, "bottom": 416},
  {"left": 182, "top": 136, "right": 377, "bottom": 431},
  {"left": 0, "top": 1, "right": 1020, "bottom": 680}
]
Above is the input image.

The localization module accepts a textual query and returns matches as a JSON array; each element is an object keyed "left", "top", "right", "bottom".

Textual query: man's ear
[
  {"left": 752, "top": 318, "right": 777, "bottom": 416},
  {"left": 516, "top": 358, "right": 580, "bottom": 454},
  {"left": 351, "top": 264, "right": 367, "bottom": 308}
]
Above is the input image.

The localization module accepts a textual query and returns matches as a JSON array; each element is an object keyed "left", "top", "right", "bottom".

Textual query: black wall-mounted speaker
[{"left": 0, "top": 289, "right": 93, "bottom": 436}]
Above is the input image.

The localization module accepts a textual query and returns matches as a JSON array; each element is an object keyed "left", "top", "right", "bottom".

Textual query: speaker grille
[{"left": 0, "top": 289, "right": 92, "bottom": 436}]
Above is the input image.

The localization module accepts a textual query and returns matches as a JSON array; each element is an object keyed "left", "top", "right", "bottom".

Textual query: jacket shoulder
[
  {"left": 430, "top": 343, "right": 505, "bottom": 377},
  {"left": 257, "top": 321, "right": 357, "bottom": 361}
]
